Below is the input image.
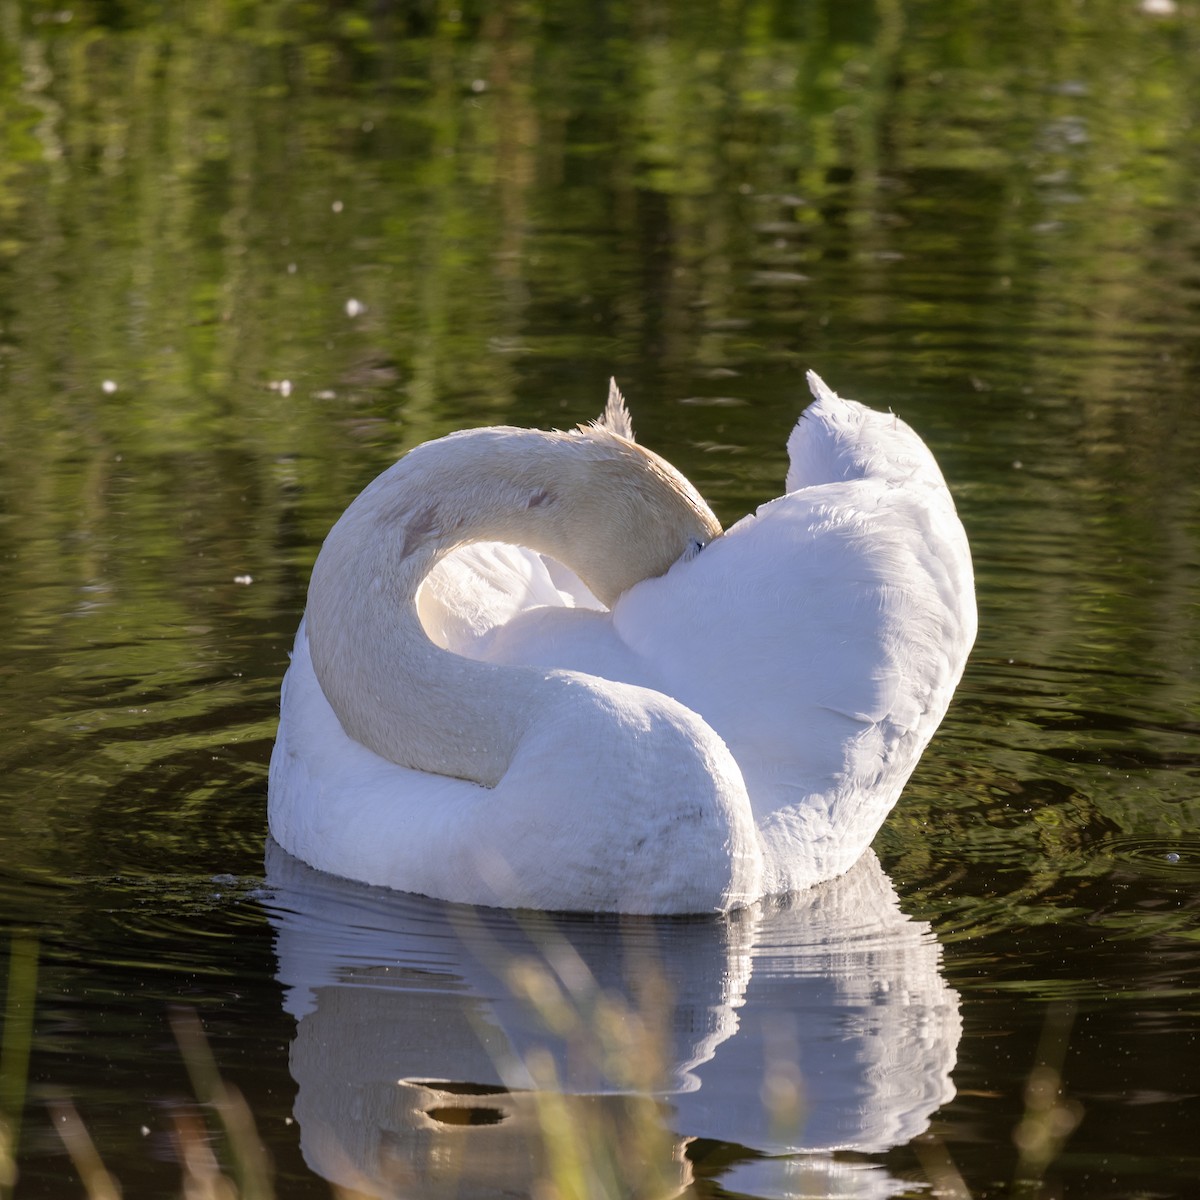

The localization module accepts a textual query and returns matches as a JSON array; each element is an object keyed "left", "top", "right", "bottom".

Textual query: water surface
[{"left": 1, "top": 2, "right": 1198, "bottom": 1197}]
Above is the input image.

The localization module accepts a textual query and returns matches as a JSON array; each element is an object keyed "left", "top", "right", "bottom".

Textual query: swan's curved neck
[{"left": 304, "top": 425, "right": 720, "bottom": 785}]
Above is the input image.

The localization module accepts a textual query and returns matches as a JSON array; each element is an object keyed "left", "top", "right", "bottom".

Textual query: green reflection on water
[
  {"left": 2, "top": 0, "right": 1195, "bottom": 870},
  {"left": 1, "top": 2, "right": 1199, "bottom": 1195}
]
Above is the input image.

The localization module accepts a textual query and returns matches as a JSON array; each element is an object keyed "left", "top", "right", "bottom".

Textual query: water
[{"left": 2, "top": 2, "right": 1199, "bottom": 1196}]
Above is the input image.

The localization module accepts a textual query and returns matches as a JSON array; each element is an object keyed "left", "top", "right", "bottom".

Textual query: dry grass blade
[
  {"left": 169, "top": 1009, "right": 274, "bottom": 1200},
  {"left": 47, "top": 1099, "right": 122, "bottom": 1200},
  {"left": 1012, "top": 1002, "right": 1083, "bottom": 1194},
  {"left": 1, "top": 935, "right": 39, "bottom": 1200}
]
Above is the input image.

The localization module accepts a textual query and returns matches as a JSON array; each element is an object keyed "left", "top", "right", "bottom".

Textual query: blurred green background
[{"left": 1, "top": 0, "right": 1198, "bottom": 1196}]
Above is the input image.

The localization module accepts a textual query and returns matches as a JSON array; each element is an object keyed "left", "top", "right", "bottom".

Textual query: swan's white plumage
[
  {"left": 272, "top": 626, "right": 763, "bottom": 912},
  {"left": 269, "top": 372, "right": 976, "bottom": 913}
]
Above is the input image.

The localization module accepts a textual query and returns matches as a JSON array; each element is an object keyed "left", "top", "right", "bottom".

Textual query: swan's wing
[
  {"left": 470, "top": 602, "right": 653, "bottom": 685},
  {"left": 614, "top": 488, "right": 911, "bottom": 791},
  {"left": 612, "top": 475, "right": 975, "bottom": 888},
  {"left": 418, "top": 542, "right": 603, "bottom": 655},
  {"left": 270, "top": 621, "right": 760, "bottom": 913},
  {"left": 619, "top": 477, "right": 974, "bottom": 742},
  {"left": 269, "top": 622, "right": 475, "bottom": 883}
]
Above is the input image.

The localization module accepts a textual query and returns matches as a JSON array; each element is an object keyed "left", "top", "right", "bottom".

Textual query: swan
[{"left": 268, "top": 372, "right": 976, "bottom": 913}]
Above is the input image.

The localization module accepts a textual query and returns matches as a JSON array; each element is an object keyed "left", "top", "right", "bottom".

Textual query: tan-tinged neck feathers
[{"left": 304, "top": 422, "right": 720, "bottom": 785}]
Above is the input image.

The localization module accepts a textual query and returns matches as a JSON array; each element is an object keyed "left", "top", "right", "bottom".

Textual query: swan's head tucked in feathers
[
  {"left": 786, "top": 371, "right": 950, "bottom": 494},
  {"left": 550, "top": 427, "right": 723, "bottom": 605}
]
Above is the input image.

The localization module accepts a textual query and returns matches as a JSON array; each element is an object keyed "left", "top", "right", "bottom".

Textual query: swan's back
[{"left": 614, "top": 374, "right": 976, "bottom": 893}]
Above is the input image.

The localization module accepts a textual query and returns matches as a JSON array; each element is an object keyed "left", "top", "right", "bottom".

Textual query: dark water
[{"left": 2, "top": 2, "right": 1199, "bottom": 1197}]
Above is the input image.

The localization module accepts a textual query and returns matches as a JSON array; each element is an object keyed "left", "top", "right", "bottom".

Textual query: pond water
[{"left": 1, "top": 2, "right": 1199, "bottom": 1197}]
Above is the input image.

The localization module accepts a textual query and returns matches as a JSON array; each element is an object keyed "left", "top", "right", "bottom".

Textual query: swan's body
[{"left": 269, "top": 373, "right": 976, "bottom": 913}]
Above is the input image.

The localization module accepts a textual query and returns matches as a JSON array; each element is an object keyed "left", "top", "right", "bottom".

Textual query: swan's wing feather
[
  {"left": 419, "top": 542, "right": 601, "bottom": 654},
  {"left": 613, "top": 474, "right": 974, "bottom": 886},
  {"left": 472, "top": 603, "right": 653, "bottom": 685},
  {"left": 786, "top": 389, "right": 949, "bottom": 493},
  {"left": 270, "top": 623, "right": 760, "bottom": 912}
]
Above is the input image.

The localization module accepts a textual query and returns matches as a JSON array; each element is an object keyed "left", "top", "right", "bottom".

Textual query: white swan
[{"left": 268, "top": 372, "right": 976, "bottom": 913}]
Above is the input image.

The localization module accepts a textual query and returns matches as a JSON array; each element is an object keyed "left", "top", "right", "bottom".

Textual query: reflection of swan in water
[
  {"left": 268, "top": 374, "right": 976, "bottom": 913},
  {"left": 262, "top": 841, "right": 961, "bottom": 1199}
]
